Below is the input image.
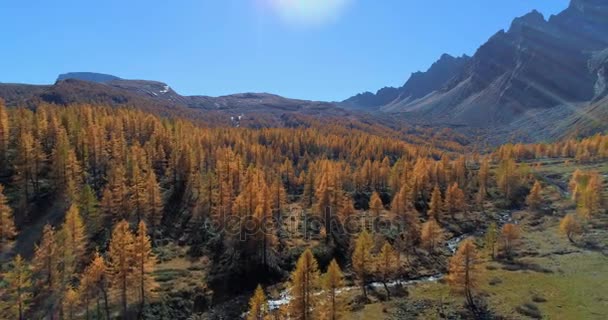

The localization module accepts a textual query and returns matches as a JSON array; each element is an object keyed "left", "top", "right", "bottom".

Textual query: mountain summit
[
  {"left": 343, "top": 0, "right": 608, "bottom": 136},
  {"left": 57, "top": 72, "right": 121, "bottom": 83}
]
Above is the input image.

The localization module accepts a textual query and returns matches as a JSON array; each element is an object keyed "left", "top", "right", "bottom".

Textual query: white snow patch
[{"left": 160, "top": 85, "right": 170, "bottom": 94}]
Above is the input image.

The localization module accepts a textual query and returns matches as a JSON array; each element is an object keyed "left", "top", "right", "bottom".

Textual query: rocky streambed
[{"left": 267, "top": 210, "right": 517, "bottom": 310}]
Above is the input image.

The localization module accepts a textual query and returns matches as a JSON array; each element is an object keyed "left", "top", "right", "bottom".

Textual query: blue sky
[{"left": 1, "top": 0, "right": 570, "bottom": 101}]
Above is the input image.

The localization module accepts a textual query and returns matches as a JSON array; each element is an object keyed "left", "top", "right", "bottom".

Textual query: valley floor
[
  {"left": 113, "top": 158, "right": 608, "bottom": 319},
  {"left": 343, "top": 160, "right": 608, "bottom": 319}
]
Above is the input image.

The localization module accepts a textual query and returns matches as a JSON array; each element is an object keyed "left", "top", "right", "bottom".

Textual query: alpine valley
[{"left": 0, "top": 1, "right": 606, "bottom": 320}]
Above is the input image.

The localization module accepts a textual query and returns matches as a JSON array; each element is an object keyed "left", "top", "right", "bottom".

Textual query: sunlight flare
[{"left": 264, "top": 0, "right": 351, "bottom": 27}]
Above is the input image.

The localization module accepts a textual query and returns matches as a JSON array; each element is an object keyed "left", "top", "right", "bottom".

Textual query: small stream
[
  {"left": 267, "top": 210, "right": 517, "bottom": 310},
  {"left": 268, "top": 274, "right": 445, "bottom": 310}
]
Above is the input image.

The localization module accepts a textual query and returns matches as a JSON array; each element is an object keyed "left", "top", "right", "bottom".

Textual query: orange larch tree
[
  {"left": 369, "top": 191, "right": 384, "bottom": 216},
  {"left": 32, "top": 224, "right": 59, "bottom": 294},
  {"left": 447, "top": 238, "right": 482, "bottom": 309},
  {"left": 559, "top": 214, "right": 581, "bottom": 243},
  {"left": 247, "top": 284, "right": 269, "bottom": 320},
  {"left": 500, "top": 223, "right": 520, "bottom": 258},
  {"left": 80, "top": 251, "right": 111, "bottom": 320},
  {"left": 133, "top": 221, "right": 157, "bottom": 316},
  {"left": 58, "top": 204, "right": 88, "bottom": 283},
  {"left": 0, "top": 184, "right": 17, "bottom": 253},
  {"left": 321, "top": 259, "right": 344, "bottom": 320},
  {"left": 525, "top": 180, "right": 543, "bottom": 210},
  {"left": 352, "top": 230, "right": 374, "bottom": 299},
  {"left": 287, "top": 248, "right": 320, "bottom": 320},
  {"left": 375, "top": 241, "right": 400, "bottom": 300},
  {"left": 2, "top": 254, "right": 33, "bottom": 320},
  {"left": 428, "top": 184, "right": 442, "bottom": 221},
  {"left": 0, "top": 99, "right": 9, "bottom": 170},
  {"left": 444, "top": 182, "right": 466, "bottom": 218},
  {"left": 107, "top": 220, "right": 135, "bottom": 318},
  {"left": 420, "top": 219, "right": 444, "bottom": 254}
]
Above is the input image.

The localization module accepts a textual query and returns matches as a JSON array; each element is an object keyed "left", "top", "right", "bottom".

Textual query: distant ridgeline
[{"left": 57, "top": 72, "right": 122, "bottom": 83}]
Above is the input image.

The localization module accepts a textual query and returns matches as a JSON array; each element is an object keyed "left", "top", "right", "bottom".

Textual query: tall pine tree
[
  {"left": 447, "top": 238, "right": 482, "bottom": 309},
  {"left": 107, "top": 220, "right": 135, "bottom": 317},
  {"left": 352, "top": 230, "right": 374, "bottom": 298},
  {"left": 288, "top": 249, "right": 320, "bottom": 320},
  {"left": 247, "top": 285, "right": 269, "bottom": 320},
  {"left": 321, "top": 259, "right": 344, "bottom": 320},
  {"left": 0, "top": 184, "right": 17, "bottom": 253},
  {"left": 2, "top": 255, "right": 33, "bottom": 320},
  {"left": 133, "top": 221, "right": 157, "bottom": 315}
]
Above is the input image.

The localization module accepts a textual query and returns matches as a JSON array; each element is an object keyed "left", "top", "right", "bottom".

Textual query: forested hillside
[{"left": 0, "top": 100, "right": 606, "bottom": 319}]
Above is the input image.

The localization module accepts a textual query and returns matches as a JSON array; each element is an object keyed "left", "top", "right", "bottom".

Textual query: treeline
[{"left": 494, "top": 134, "right": 608, "bottom": 162}]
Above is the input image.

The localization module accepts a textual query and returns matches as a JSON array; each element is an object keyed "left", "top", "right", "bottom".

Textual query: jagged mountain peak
[
  {"left": 418, "top": 53, "right": 469, "bottom": 74},
  {"left": 509, "top": 10, "right": 546, "bottom": 32},
  {"left": 436, "top": 53, "right": 459, "bottom": 62},
  {"left": 343, "top": 0, "right": 608, "bottom": 134},
  {"left": 342, "top": 52, "right": 470, "bottom": 110}
]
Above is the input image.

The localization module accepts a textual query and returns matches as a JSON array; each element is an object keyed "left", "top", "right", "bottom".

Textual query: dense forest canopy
[{"left": 0, "top": 100, "right": 605, "bottom": 319}]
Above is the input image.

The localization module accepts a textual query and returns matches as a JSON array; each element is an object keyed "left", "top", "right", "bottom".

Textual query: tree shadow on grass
[{"left": 499, "top": 259, "right": 553, "bottom": 273}]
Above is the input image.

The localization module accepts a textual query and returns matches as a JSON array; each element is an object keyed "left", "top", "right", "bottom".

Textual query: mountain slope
[
  {"left": 0, "top": 76, "right": 348, "bottom": 118},
  {"left": 342, "top": 54, "right": 470, "bottom": 110},
  {"left": 2, "top": 76, "right": 479, "bottom": 152},
  {"left": 343, "top": 0, "right": 608, "bottom": 132},
  {"left": 1, "top": 76, "right": 435, "bottom": 143}
]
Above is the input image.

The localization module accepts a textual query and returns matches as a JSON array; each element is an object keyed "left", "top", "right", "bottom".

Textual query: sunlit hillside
[{"left": 0, "top": 100, "right": 605, "bottom": 319}]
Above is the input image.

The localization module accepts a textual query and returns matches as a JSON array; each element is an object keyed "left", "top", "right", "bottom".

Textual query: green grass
[
  {"left": 385, "top": 250, "right": 608, "bottom": 320},
  {"left": 481, "top": 252, "right": 608, "bottom": 319},
  {"left": 344, "top": 159, "right": 608, "bottom": 319},
  {"left": 346, "top": 303, "right": 388, "bottom": 320},
  {"left": 407, "top": 204, "right": 608, "bottom": 320},
  {"left": 153, "top": 254, "right": 210, "bottom": 293},
  {"left": 154, "top": 268, "right": 190, "bottom": 282}
]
